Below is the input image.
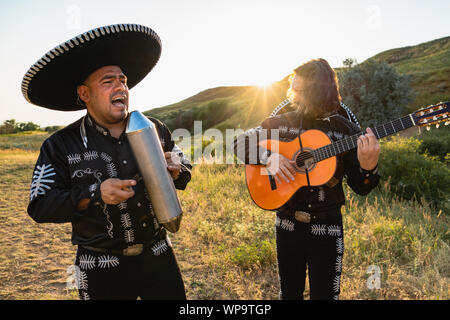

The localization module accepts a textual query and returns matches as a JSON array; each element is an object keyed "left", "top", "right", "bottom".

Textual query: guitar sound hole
[{"left": 294, "top": 150, "right": 315, "bottom": 173}]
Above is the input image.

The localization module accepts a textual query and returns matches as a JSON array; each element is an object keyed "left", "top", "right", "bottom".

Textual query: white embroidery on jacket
[
  {"left": 100, "top": 152, "right": 112, "bottom": 163},
  {"left": 117, "top": 201, "right": 127, "bottom": 211},
  {"left": 106, "top": 162, "right": 118, "bottom": 178},
  {"left": 102, "top": 204, "right": 114, "bottom": 238},
  {"left": 88, "top": 183, "right": 98, "bottom": 193},
  {"left": 124, "top": 229, "right": 135, "bottom": 243},
  {"left": 120, "top": 213, "right": 132, "bottom": 229},
  {"left": 83, "top": 151, "right": 99, "bottom": 161},
  {"left": 71, "top": 168, "right": 102, "bottom": 184},
  {"left": 67, "top": 154, "right": 82, "bottom": 164},
  {"left": 318, "top": 187, "right": 325, "bottom": 202},
  {"left": 30, "top": 163, "right": 56, "bottom": 201}
]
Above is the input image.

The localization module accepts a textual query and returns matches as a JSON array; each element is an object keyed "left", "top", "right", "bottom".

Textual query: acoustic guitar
[{"left": 245, "top": 102, "right": 450, "bottom": 210}]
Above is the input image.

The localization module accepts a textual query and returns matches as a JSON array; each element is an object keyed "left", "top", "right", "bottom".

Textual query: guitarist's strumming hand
[
  {"left": 357, "top": 128, "right": 380, "bottom": 171},
  {"left": 266, "top": 153, "right": 297, "bottom": 184}
]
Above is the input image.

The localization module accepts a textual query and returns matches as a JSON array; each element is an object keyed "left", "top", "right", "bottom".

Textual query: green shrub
[
  {"left": 378, "top": 136, "right": 450, "bottom": 213},
  {"left": 417, "top": 126, "right": 450, "bottom": 164},
  {"left": 338, "top": 59, "right": 414, "bottom": 128}
]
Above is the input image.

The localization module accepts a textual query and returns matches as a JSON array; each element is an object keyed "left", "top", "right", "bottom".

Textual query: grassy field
[{"left": 0, "top": 133, "right": 448, "bottom": 300}]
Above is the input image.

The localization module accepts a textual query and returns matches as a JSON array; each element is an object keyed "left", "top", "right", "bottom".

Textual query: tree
[
  {"left": 338, "top": 59, "right": 414, "bottom": 128},
  {"left": 342, "top": 58, "right": 357, "bottom": 68},
  {"left": 18, "top": 121, "right": 40, "bottom": 132},
  {"left": 0, "top": 119, "right": 17, "bottom": 134},
  {"left": 0, "top": 119, "right": 42, "bottom": 134}
]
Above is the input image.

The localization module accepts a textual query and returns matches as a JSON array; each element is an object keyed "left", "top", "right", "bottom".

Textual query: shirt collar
[{"left": 85, "top": 113, "right": 110, "bottom": 137}]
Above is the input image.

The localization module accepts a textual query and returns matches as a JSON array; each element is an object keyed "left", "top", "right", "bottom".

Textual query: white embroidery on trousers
[
  {"left": 152, "top": 240, "right": 169, "bottom": 256},
  {"left": 311, "top": 224, "right": 326, "bottom": 236},
  {"left": 276, "top": 216, "right": 295, "bottom": 232},
  {"left": 333, "top": 275, "right": 341, "bottom": 293},
  {"left": 336, "top": 238, "right": 344, "bottom": 255},
  {"left": 335, "top": 255, "right": 343, "bottom": 273},
  {"left": 328, "top": 225, "right": 342, "bottom": 237},
  {"left": 97, "top": 255, "right": 119, "bottom": 268},
  {"left": 77, "top": 270, "right": 89, "bottom": 290},
  {"left": 78, "top": 254, "right": 96, "bottom": 270}
]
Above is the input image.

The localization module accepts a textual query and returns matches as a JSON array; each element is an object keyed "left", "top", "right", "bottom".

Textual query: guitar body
[
  {"left": 244, "top": 101, "right": 450, "bottom": 211},
  {"left": 245, "top": 129, "right": 337, "bottom": 210}
]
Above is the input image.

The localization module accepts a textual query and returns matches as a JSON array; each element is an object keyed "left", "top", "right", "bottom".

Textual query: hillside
[
  {"left": 144, "top": 36, "right": 450, "bottom": 132},
  {"left": 144, "top": 77, "right": 290, "bottom": 132},
  {"left": 372, "top": 36, "right": 450, "bottom": 109}
]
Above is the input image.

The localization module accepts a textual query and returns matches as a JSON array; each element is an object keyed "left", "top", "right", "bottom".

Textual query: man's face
[
  {"left": 290, "top": 74, "right": 306, "bottom": 109},
  {"left": 77, "top": 65, "right": 129, "bottom": 126}
]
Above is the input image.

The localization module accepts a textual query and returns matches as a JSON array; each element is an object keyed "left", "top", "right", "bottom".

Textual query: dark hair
[{"left": 288, "top": 58, "right": 341, "bottom": 116}]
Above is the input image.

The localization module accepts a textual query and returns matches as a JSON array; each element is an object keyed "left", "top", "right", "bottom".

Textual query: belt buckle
[
  {"left": 123, "top": 244, "right": 143, "bottom": 256},
  {"left": 295, "top": 211, "right": 311, "bottom": 223}
]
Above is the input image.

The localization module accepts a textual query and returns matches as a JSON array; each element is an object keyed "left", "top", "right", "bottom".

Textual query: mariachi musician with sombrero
[{"left": 22, "top": 24, "right": 191, "bottom": 300}]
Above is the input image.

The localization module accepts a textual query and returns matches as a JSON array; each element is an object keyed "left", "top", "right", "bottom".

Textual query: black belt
[
  {"left": 280, "top": 208, "right": 341, "bottom": 223},
  {"left": 81, "top": 232, "right": 166, "bottom": 256}
]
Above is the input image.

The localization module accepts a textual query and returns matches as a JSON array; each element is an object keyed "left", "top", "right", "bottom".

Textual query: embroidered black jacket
[
  {"left": 233, "top": 111, "right": 380, "bottom": 213},
  {"left": 28, "top": 114, "right": 192, "bottom": 249}
]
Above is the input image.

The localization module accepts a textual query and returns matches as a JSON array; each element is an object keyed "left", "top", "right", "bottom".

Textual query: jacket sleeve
[
  {"left": 27, "top": 135, "right": 100, "bottom": 224},
  {"left": 153, "top": 118, "right": 192, "bottom": 190},
  {"left": 342, "top": 123, "right": 380, "bottom": 196},
  {"left": 232, "top": 117, "right": 276, "bottom": 165}
]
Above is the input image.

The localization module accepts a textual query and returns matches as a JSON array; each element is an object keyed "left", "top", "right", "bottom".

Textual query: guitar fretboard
[{"left": 312, "top": 114, "right": 415, "bottom": 162}]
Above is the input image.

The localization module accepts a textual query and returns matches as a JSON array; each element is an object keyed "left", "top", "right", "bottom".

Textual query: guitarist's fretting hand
[
  {"left": 357, "top": 128, "right": 380, "bottom": 171},
  {"left": 266, "top": 153, "right": 297, "bottom": 184}
]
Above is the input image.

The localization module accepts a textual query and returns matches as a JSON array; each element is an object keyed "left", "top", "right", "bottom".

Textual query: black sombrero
[{"left": 21, "top": 23, "right": 161, "bottom": 111}]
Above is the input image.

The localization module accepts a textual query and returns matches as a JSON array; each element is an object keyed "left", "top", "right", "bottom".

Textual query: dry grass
[{"left": 0, "top": 147, "right": 448, "bottom": 300}]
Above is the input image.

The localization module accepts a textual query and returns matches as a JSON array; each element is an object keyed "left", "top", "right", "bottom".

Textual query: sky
[{"left": 0, "top": 0, "right": 449, "bottom": 127}]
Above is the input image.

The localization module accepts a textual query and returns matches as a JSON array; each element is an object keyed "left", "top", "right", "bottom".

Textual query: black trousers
[
  {"left": 275, "top": 210, "right": 344, "bottom": 300},
  {"left": 74, "top": 237, "right": 186, "bottom": 300}
]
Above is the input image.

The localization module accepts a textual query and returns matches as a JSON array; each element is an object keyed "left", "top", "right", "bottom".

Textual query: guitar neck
[{"left": 312, "top": 114, "right": 416, "bottom": 162}]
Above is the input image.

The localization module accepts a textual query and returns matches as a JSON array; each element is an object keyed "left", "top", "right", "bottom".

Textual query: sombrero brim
[{"left": 21, "top": 24, "right": 161, "bottom": 111}]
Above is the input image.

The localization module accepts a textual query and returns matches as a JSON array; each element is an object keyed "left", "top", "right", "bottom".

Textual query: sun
[{"left": 256, "top": 80, "right": 276, "bottom": 90}]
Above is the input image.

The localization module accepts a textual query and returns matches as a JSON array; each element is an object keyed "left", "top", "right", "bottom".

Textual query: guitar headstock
[{"left": 413, "top": 101, "right": 450, "bottom": 130}]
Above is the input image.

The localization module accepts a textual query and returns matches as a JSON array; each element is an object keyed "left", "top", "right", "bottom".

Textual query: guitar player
[{"left": 233, "top": 58, "right": 381, "bottom": 300}]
